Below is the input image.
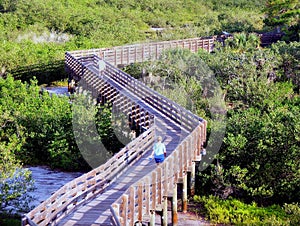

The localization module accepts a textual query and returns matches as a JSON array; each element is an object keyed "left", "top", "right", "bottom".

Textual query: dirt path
[{"left": 153, "top": 200, "right": 212, "bottom": 226}]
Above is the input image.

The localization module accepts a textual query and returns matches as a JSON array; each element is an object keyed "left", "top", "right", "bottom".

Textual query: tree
[
  {"left": 264, "top": 0, "right": 300, "bottom": 41},
  {"left": 264, "top": 0, "right": 299, "bottom": 27},
  {"left": 0, "top": 104, "right": 35, "bottom": 214}
]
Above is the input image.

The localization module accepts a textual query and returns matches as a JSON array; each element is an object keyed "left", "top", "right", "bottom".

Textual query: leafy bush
[
  {"left": 0, "top": 75, "right": 125, "bottom": 171},
  {"left": 283, "top": 203, "right": 300, "bottom": 225},
  {"left": 194, "top": 195, "right": 297, "bottom": 225},
  {"left": 0, "top": 93, "right": 35, "bottom": 215}
]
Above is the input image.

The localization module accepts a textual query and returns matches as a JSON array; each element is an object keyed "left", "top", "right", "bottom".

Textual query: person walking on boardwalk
[{"left": 151, "top": 136, "right": 166, "bottom": 165}]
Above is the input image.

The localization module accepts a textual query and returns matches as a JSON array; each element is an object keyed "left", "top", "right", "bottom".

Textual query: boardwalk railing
[
  {"left": 103, "top": 58, "right": 204, "bottom": 131},
  {"left": 66, "top": 52, "right": 205, "bottom": 132},
  {"left": 22, "top": 36, "right": 210, "bottom": 226},
  {"left": 22, "top": 126, "right": 156, "bottom": 226},
  {"left": 110, "top": 123, "right": 205, "bottom": 225},
  {"left": 68, "top": 36, "right": 216, "bottom": 66}
]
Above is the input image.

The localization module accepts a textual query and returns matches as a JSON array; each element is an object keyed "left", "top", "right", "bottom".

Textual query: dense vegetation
[
  {"left": 124, "top": 39, "right": 300, "bottom": 224},
  {"left": 0, "top": 76, "right": 126, "bottom": 218},
  {"left": 0, "top": 0, "right": 265, "bottom": 79},
  {"left": 125, "top": 38, "right": 300, "bottom": 205},
  {"left": 1, "top": 0, "right": 299, "bottom": 224}
]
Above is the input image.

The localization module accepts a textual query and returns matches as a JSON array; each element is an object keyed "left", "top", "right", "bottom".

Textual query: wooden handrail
[
  {"left": 22, "top": 126, "right": 156, "bottom": 226},
  {"left": 68, "top": 36, "right": 216, "bottom": 63},
  {"left": 77, "top": 54, "right": 204, "bottom": 132},
  {"left": 67, "top": 52, "right": 203, "bottom": 132},
  {"left": 103, "top": 64, "right": 201, "bottom": 131}
]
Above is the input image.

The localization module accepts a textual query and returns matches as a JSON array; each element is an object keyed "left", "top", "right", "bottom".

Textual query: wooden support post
[
  {"left": 162, "top": 196, "right": 168, "bottom": 226},
  {"left": 137, "top": 182, "right": 143, "bottom": 223},
  {"left": 182, "top": 172, "right": 188, "bottom": 213},
  {"left": 150, "top": 210, "right": 155, "bottom": 226},
  {"left": 151, "top": 171, "right": 156, "bottom": 211},
  {"left": 157, "top": 167, "right": 162, "bottom": 205},
  {"left": 172, "top": 183, "right": 178, "bottom": 226},
  {"left": 112, "top": 203, "right": 120, "bottom": 222},
  {"left": 145, "top": 177, "right": 150, "bottom": 216},
  {"left": 190, "top": 161, "right": 196, "bottom": 196}
]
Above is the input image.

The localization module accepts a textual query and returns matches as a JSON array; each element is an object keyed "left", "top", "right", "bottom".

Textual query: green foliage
[
  {"left": 196, "top": 40, "right": 300, "bottom": 205},
  {"left": 0, "top": 76, "right": 81, "bottom": 170},
  {"left": 0, "top": 83, "right": 35, "bottom": 214},
  {"left": 224, "top": 32, "right": 261, "bottom": 53},
  {"left": 283, "top": 203, "right": 300, "bottom": 225},
  {"left": 0, "top": 0, "right": 265, "bottom": 80},
  {"left": 194, "top": 195, "right": 298, "bottom": 225},
  {"left": 221, "top": 100, "right": 299, "bottom": 203},
  {"left": 264, "top": 0, "right": 299, "bottom": 27},
  {"left": 270, "top": 41, "right": 300, "bottom": 91},
  {"left": 199, "top": 38, "right": 288, "bottom": 108},
  {"left": 0, "top": 75, "right": 125, "bottom": 171},
  {"left": 264, "top": 0, "right": 300, "bottom": 41}
]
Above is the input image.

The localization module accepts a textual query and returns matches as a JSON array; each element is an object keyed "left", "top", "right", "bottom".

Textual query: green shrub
[
  {"left": 283, "top": 203, "right": 300, "bottom": 226},
  {"left": 194, "top": 195, "right": 295, "bottom": 225}
]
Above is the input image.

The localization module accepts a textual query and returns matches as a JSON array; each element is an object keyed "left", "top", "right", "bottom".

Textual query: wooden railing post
[
  {"left": 137, "top": 182, "right": 143, "bottom": 223},
  {"left": 157, "top": 167, "right": 162, "bottom": 205},
  {"left": 145, "top": 176, "right": 150, "bottom": 218},
  {"left": 121, "top": 195, "right": 128, "bottom": 226},
  {"left": 172, "top": 183, "right": 178, "bottom": 226},
  {"left": 182, "top": 172, "right": 188, "bottom": 213},
  {"left": 162, "top": 162, "right": 168, "bottom": 226},
  {"left": 151, "top": 171, "right": 157, "bottom": 210},
  {"left": 190, "top": 161, "right": 196, "bottom": 196},
  {"left": 162, "top": 196, "right": 168, "bottom": 226},
  {"left": 129, "top": 186, "right": 135, "bottom": 226}
]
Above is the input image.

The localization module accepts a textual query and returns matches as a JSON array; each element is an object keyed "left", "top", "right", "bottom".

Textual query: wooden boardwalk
[
  {"left": 21, "top": 34, "right": 286, "bottom": 226},
  {"left": 59, "top": 57, "right": 188, "bottom": 225},
  {"left": 58, "top": 117, "right": 187, "bottom": 225},
  {"left": 22, "top": 37, "right": 208, "bottom": 226}
]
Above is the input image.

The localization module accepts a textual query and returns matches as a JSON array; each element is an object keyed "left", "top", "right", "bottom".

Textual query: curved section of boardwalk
[
  {"left": 58, "top": 117, "right": 186, "bottom": 225},
  {"left": 22, "top": 37, "right": 210, "bottom": 226}
]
